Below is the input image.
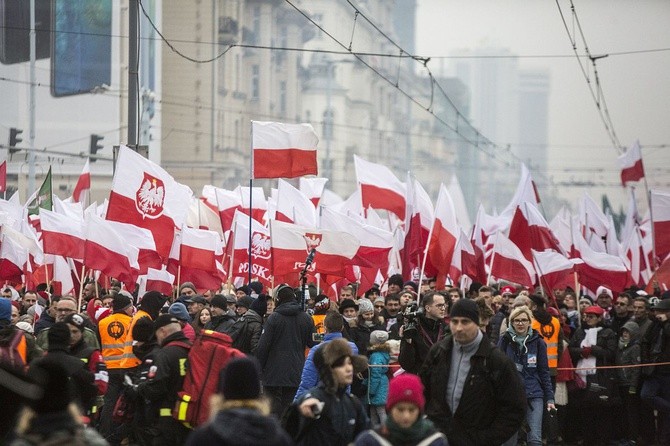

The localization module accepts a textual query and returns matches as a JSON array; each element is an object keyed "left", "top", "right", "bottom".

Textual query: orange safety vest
[
  {"left": 17, "top": 334, "right": 27, "bottom": 365},
  {"left": 119, "top": 310, "right": 152, "bottom": 369},
  {"left": 532, "top": 316, "right": 561, "bottom": 369},
  {"left": 99, "top": 312, "right": 133, "bottom": 369}
]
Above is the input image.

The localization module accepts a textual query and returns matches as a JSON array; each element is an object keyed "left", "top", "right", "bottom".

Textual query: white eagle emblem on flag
[
  {"left": 303, "top": 233, "right": 322, "bottom": 253},
  {"left": 135, "top": 173, "right": 165, "bottom": 219},
  {"left": 250, "top": 231, "right": 271, "bottom": 260}
]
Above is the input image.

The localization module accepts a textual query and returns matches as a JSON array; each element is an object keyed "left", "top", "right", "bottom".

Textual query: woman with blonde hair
[
  {"left": 498, "top": 305, "right": 555, "bottom": 446},
  {"left": 185, "top": 356, "right": 292, "bottom": 446}
]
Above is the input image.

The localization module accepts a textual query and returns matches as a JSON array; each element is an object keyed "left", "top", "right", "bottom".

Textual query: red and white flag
[
  {"left": 238, "top": 186, "right": 268, "bottom": 224},
  {"left": 508, "top": 202, "right": 563, "bottom": 261},
  {"left": 166, "top": 231, "right": 224, "bottom": 292},
  {"left": 40, "top": 209, "right": 85, "bottom": 260},
  {"left": 72, "top": 159, "right": 91, "bottom": 203},
  {"left": 651, "top": 189, "right": 670, "bottom": 263},
  {"left": 426, "top": 184, "right": 459, "bottom": 280},
  {"left": 532, "top": 249, "right": 574, "bottom": 295},
  {"left": 579, "top": 193, "right": 609, "bottom": 239},
  {"left": 320, "top": 207, "right": 393, "bottom": 272},
  {"left": 106, "top": 146, "right": 193, "bottom": 260},
  {"left": 105, "top": 220, "right": 162, "bottom": 275},
  {"left": 270, "top": 219, "right": 359, "bottom": 278},
  {"left": 0, "top": 232, "right": 26, "bottom": 282},
  {"left": 300, "top": 177, "right": 329, "bottom": 207},
  {"left": 403, "top": 176, "right": 435, "bottom": 278},
  {"left": 52, "top": 255, "right": 75, "bottom": 296},
  {"left": 501, "top": 164, "right": 540, "bottom": 220},
  {"left": 142, "top": 267, "right": 175, "bottom": 296},
  {"left": 186, "top": 197, "right": 224, "bottom": 237},
  {"left": 276, "top": 179, "right": 317, "bottom": 227},
  {"left": 571, "top": 223, "right": 631, "bottom": 293},
  {"left": 0, "top": 160, "right": 6, "bottom": 194},
  {"left": 179, "top": 226, "right": 224, "bottom": 273},
  {"left": 490, "top": 232, "right": 536, "bottom": 288},
  {"left": 204, "top": 185, "right": 242, "bottom": 233},
  {"left": 252, "top": 121, "right": 318, "bottom": 179},
  {"left": 354, "top": 155, "right": 406, "bottom": 220},
  {"left": 450, "top": 230, "right": 480, "bottom": 284},
  {"left": 618, "top": 140, "right": 645, "bottom": 186},
  {"left": 226, "top": 210, "right": 272, "bottom": 286},
  {"left": 84, "top": 214, "right": 139, "bottom": 286}
]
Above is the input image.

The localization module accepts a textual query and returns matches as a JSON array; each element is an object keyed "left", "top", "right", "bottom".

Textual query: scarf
[
  {"left": 506, "top": 325, "right": 531, "bottom": 354},
  {"left": 385, "top": 415, "right": 437, "bottom": 445}
]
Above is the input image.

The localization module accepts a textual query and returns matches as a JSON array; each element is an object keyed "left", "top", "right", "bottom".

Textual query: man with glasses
[
  {"left": 36, "top": 297, "right": 100, "bottom": 350},
  {"left": 610, "top": 292, "right": 633, "bottom": 334},
  {"left": 398, "top": 292, "right": 449, "bottom": 374}
]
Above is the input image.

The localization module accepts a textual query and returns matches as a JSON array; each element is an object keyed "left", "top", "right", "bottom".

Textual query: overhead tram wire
[{"left": 555, "top": 0, "right": 623, "bottom": 154}]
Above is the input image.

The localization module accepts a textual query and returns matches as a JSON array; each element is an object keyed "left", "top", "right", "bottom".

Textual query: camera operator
[{"left": 398, "top": 292, "right": 449, "bottom": 374}]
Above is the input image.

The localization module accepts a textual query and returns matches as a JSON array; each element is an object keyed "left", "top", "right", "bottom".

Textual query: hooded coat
[
  {"left": 615, "top": 320, "right": 641, "bottom": 388},
  {"left": 256, "top": 299, "right": 315, "bottom": 387}
]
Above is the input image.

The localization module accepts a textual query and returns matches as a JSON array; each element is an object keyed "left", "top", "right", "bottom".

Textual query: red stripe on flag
[
  {"left": 360, "top": 184, "right": 406, "bottom": 220},
  {"left": 253, "top": 148, "right": 317, "bottom": 179},
  {"left": 42, "top": 230, "right": 85, "bottom": 259},
  {"left": 620, "top": 159, "right": 645, "bottom": 186}
]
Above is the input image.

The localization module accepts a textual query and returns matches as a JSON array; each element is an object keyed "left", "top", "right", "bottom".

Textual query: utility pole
[
  {"left": 27, "top": 0, "right": 36, "bottom": 198},
  {"left": 128, "top": 0, "right": 138, "bottom": 148}
]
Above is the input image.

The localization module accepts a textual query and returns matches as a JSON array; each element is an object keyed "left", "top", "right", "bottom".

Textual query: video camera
[{"left": 402, "top": 303, "right": 424, "bottom": 336}]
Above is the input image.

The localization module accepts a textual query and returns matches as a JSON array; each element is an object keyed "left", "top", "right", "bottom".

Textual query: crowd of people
[{"left": 0, "top": 274, "right": 669, "bottom": 446}]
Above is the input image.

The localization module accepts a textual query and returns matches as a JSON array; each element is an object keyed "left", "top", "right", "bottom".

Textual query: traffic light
[
  {"left": 8, "top": 127, "right": 23, "bottom": 154},
  {"left": 89, "top": 134, "right": 104, "bottom": 162}
]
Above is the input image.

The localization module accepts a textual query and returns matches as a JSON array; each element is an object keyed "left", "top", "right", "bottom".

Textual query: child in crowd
[
  {"left": 364, "top": 330, "right": 391, "bottom": 427},
  {"left": 355, "top": 373, "right": 447, "bottom": 446}
]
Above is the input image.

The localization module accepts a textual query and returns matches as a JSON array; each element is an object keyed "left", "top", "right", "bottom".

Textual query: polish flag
[
  {"left": 180, "top": 226, "right": 224, "bottom": 273},
  {"left": 320, "top": 207, "right": 393, "bottom": 272},
  {"left": 270, "top": 219, "right": 359, "bottom": 278},
  {"left": 651, "top": 189, "right": 670, "bottom": 263},
  {"left": 354, "top": 155, "right": 406, "bottom": 220},
  {"left": 622, "top": 226, "right": 651, "bottom": 287},
  {"left": 52, "top": 255, "right": 75, "bottom": 296},
  {"left": 276, "top": 179, "right": 317, "bottom": 227},
  {"left": 167, "top": 231, "right": 224, "bottom": 292},
  {"left": 645, "top": 255, "right": 670, "bottom": 294},
  {"left": 549, "top": 212, "right": 573, "bottom": 254},
  {"left": 138, "top": 268, "right": 175, "bottom": 296},
  {"left": 447, "top": 175, "right": 472, "bottom": 230},
  {"left": 571, "top": 223, "right": 631, "bottom": 292},
  {"left": 618, "top": 140, "right": 645, "bottom": 186},
  {"left": 531, "top": 249, "right": 574, "bottom": 295},
  {"left": 402, "top": 176, "right": 435, "bottom": 279},
  {"left": 106, "top": 146, "right": 193, "bottom": 260},
  {"left": 579, "top": 193, "right": 609, "bottom": 239},
  {"left": 226, "top": 211, "right": 272, "bottom": 286},
  {"left": 72, "top": 159, "right": 91, "bottom": 203},
  {"left": 426, "top": 184, "right": 459, "bottom": 280},
  {"left": 300, "top": 177, "right": 329, "bottom": 207},
  {"left": 501, "top": 164, "right": 540, "bottom": 220},
  {"left": 105, "top": 220, "right": 162, "bottom": 275},
  {"left": 186, "top": 197, "right": 224, "bottom": 237},
  {"left": 450, "top": 230, "right": 481, "bottom": 284},
  {"left": 205, "top": 185, "right": 242, "bottom": 233},
  {"left": 0, "top": 232, "right": 26, "bottom": 282},
  {"left": 490, "top": 232, "right": 536, "bottom": 288},
  {"left": 238, "top": 186, "right": 268, "bottom": 224},
  {"left": 0, "top": 160, "right": 6, "bottom": 194},
  {"left": 40, "top": 209, "right": 85, "bottom": 260},
  {"left": 508, "top": 202, "right": 563, "bottom": 261},
  {"left": 252, "top": 121, "right": 318, "bottom": 179},
  {"left": 84, "top": 215, "right": 139, "bottom": 286}
]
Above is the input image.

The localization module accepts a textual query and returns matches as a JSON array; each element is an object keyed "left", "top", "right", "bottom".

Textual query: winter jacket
[
  {"left": 294, "top": 384, "right": 369, "bottom": 446},
  {"left": 33, "top": 311, "right": 55, "bottom": 335},
  {"left": 489, "top": 307, "right": 509, "bottom": 345},
  {"left": 419, "top": 334, "right": 527, "bottom": 446},
  {"left": 364, "top": 345, "right": 390, "bottom": 406},
  {"left": 294, "top": 332, "right": 358, "bottom": 401},
  {"left": 349, "top": 318, "right": 385, "bottom": 355},
  {"left": 256, "top": 299, "right": 315, "bottom": 387},
  {"left": 206, "top": 312, "right": 237, "bottom": 334},
  {"left": 568, "top": 324, "right": 617, "bottom": 381},
  {"left": 398, "top": 315, "right": 448, "bottom": 374},
  {"left": 640, "top": 318, "right": 670, "bottom": 375},
  {"left": 615, "top": 321, "right": 641, "bottom": 388},
  {"left": 10, "top": 412, "right": 108, "bottom": 446},
  {"left": 229, "top": 309, "right": 263, "bottom": 354},
  {"left": 185, "top": 407, "right": 293, "bottom": 446},
  {"left": 354, "top": 423, "right": 448, "bottom": 446},
  {"left": 498, "top": 329, "right": 554, "bottom": 402}
]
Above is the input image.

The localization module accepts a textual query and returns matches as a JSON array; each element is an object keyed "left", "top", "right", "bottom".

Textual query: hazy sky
[{"left": 415, "top": 0, "right": 670, "bottom": 211}]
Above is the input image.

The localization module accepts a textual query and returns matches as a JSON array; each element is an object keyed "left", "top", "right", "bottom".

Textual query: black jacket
[
  {"left": 229, "top": 309, "right": 263, "bottom": 354},
  {"left": 348, "top": 318, "right": 384, "bottom": 355},
  {"left": 185, "top": 407, "right": 293, "bottom": 446},
  {"left": 256, "top": 300, "right": 315, "bottom": 387},
  {"left": 137, "top": 330, "right": 191, "bottom": 411},
  {"left": 399, "top": 315, "right": 448, "bottom": 374},
  {"left": 33, "top": 312, "right": 55, "bottom": 335},
  {"left": 419, "top": 334, "right": 526, "bottom": 446},
  {"left": 640, "top": 318, "right": 670, "bottom": 375},
  {"left": 206, "top": 312, "right": 237, "bottom": 334}
]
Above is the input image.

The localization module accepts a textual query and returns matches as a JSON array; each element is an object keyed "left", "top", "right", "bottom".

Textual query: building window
[
  {"left": 251, "top": 65, "right": 260, "bottom": 99},
  {"left": 279, "top": 81, "right": 287, "bottom": 114}
]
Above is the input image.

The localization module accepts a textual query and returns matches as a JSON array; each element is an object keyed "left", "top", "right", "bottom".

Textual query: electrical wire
[{"left": 555, "top": 0, "right": 623, "bottom": 153}]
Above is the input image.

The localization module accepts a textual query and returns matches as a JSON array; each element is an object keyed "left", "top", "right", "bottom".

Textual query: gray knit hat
[{"left": 358, "top": 298, "right": 374, "bottom": 315}]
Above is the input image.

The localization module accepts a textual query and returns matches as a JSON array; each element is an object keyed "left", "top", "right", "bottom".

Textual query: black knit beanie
[
  {"left": 47, "top": 322, "right": 71, "bottom": 350},
  {"left": 449, "top": 299, "right": 480, "bottom": 324},
  {"left": 132, "top": 316, "right": 155, "bottom": 343},
  {"left": 218, "top": 357, "right": 262, "bottom": 400},
  {"left": 26, "top": 360, "right": 72, "bottom": 414}
]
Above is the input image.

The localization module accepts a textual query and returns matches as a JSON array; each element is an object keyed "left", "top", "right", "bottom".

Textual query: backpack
[
  {"left": 0, "top": 328, "right": 26, "bottom": 369},
  {"left": 172, "top": 329, "right": 245, "bottom": 427}
]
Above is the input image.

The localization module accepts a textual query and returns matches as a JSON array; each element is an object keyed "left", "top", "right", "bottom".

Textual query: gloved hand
[{"left": 581, "top": 346, "right": 592, "bottom": 358}]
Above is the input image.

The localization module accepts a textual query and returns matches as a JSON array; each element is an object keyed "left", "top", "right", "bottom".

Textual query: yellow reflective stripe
[
  {"left": 103, "top": 353, "right": 137, "bottom": 361},
  {"left": 177, "top": 395, "right": 191, "bottom": 421},
  {"left": 80, "top": 358, "right": 89, "bottom": 364},
  {"left": 91, "top": 405, "right": 97, "bottom": 414},
  {"left": 160, "top": 408, "right": 172, "bottom": 417},
  {"left": 101, "top": 343, "right": 125, "bottom": 349}
]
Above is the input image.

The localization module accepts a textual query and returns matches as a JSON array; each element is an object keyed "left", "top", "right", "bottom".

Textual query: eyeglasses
[
  {"left": 433, "top": 304, "right": 447, "bottom": 309},
  {"left": 512, "top": 319, "right": 530, "bottom": 324}
]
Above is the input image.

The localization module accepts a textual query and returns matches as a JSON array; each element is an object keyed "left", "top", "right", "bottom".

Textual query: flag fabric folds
[
  {"left": 618, "top": 140, "right": 645, "bottom": 186},
  {"left": 72, "top": 159, "right": 91, "bottom": 203},
  {"left": 354, "top": 155, "right": 406, "bottom": 220},
  {"left": 651, "top": 189, "right": 670, "bottom": 263},
  {"left": 251, "top": 121, "right": 319, "bottom": 179}
]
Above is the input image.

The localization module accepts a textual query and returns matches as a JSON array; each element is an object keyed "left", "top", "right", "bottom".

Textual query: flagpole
[
  {"left": 636, "top": 225, "right": 653, "bottom": 281},
  {"left": 418, "top": 217, "right": 438, "bottom": 299},
  {"left": 44, "top": 264, "right": 49, "bottom": 291},
  {"left": 531, "top": 251, "right": 549, "bottom": 303},
  {"left": 228, "top": 221, "right": 237, "bottom": 279},
  {"left": 487, "top": 232, "right": 499, "bottom": 286},
  {"left": 77, "top": 264, "right": 86, "bottom": 313},
  {"left": 175, "top": 265, "right": 181, "bottom": 301},
  {"left": 645, "top": 183, "right": 658, "bottom": 271},
  {"left": 249, "top": 122, "right": 255, "bottom": 285}
]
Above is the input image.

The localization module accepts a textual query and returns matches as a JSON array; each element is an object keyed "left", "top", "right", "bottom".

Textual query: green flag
[{"left": 27, "top": 167, "right": 53, "bottom": 215}]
